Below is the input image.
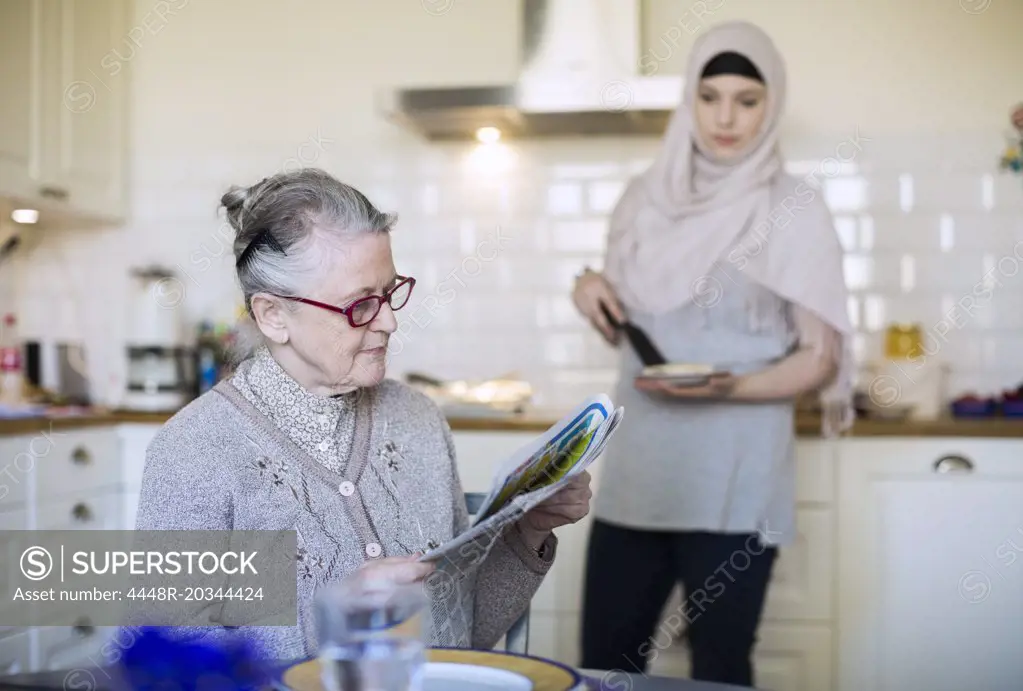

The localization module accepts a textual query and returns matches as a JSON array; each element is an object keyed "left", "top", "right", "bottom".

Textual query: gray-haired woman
[{"left": 134, "top": 168, "right": 592, "bottom": 659}]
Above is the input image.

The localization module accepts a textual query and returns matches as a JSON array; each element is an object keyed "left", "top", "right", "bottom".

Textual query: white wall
[
  {"left": 643, "top": 0, "right": 1022, "bottom": 135},
  {"left": 11, "top": 0, "right": 1023, "bottom": 410}
]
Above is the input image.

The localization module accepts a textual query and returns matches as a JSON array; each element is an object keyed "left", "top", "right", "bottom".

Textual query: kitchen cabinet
[
  {"left": 117, "top": 423, "right": 161, "bottom": 529},
  {"left": 3, "top": 418, "right": 1023, "bottom": 685},
  {"left": 0, "top": 426, "right": 125, "bottom": 673},
  {"left": 0, "top": 511, "right": 29, "bottom": 637},
  {"left": 0, "top": 1, "right": 40, "bottom": 205},
  {"left": 0, "top": 0, "right": 130, "bottom": 225},
  {"left": 650, "top": 623, "right": 833, "bottom": 691},
  {"left": 836, "top": 439, "right": 1023, "bottom": 691}
]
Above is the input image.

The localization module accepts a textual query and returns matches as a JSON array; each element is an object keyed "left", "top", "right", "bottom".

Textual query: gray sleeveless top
[{"left": 594, "top": 261, "right": 800, "bottom": 546}]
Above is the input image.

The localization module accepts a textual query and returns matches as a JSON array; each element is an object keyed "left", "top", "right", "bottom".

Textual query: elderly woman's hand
[
  {"left": 517, "top": 471, "right": 593, "bottom": 551},
  {"left": 353, "top": 555, "right": 436, "bottom": 586}
]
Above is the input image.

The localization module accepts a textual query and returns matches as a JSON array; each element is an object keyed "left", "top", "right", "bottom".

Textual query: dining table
[{"left": 0, "top": 665, "right": 756, "bottom": 691}]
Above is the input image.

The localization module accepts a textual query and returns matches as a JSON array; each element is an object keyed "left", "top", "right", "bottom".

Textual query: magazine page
[
  {"left": 416, "top": 396, "right": 624, "bottom": 565},
  {"left": 470, "top": 394, "right": 614, "bottom": 524},
  {"left": 418, "top": 475, "right": 566, "bottom": 565}
]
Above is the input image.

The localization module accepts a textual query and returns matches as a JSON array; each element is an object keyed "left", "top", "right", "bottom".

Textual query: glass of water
[{"left": 315, "top": 574, "right": 432, "bottom": 691}]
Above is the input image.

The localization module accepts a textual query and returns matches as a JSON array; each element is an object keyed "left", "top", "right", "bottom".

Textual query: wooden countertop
[
  {"left": 0, "top": 410, "right": 173, "bottom": 435},
  {"left": 2, "top": 408, "right": 1023, "bottom": 439},
  {"left": 450, "top": 413, "right": 1023, "bottom": 438}
]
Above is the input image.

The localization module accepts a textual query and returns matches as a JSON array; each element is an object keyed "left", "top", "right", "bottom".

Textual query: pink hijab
[{"left": 603, "top": 20, "right": 854, "bottom": 432}]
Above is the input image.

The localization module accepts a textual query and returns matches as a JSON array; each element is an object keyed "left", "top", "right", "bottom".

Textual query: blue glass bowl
[{"left": 951, "top": 399, "right": 996, "bottom": 418}]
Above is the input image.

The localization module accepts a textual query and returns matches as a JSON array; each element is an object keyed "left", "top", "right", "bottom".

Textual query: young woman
[{"left": 573, "top": 21, "right": 852, "bottom": 687}]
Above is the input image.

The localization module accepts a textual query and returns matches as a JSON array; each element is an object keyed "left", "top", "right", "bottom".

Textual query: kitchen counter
[
  {"left": 794, "top": 414, "right": 1023, "bottom": 438},
  {"left": 0, "top": 409, "right": 173, "bottom": 435},
  {"left": 2, "top": 407, "right": 1023, "bottom": 438},
  {"left": 451, "top": 412, "right": 1023, "bottom": 438}
]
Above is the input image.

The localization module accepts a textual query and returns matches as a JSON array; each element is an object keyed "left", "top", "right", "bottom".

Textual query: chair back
[{"left": 463, "top": 491, "right": 530, "bottom": 655}]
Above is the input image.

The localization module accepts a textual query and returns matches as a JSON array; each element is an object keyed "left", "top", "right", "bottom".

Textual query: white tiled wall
[
  {"left": 14, "top": 132, "right": 1023, "bottom": 410},
  {"left": 7, "top": 0, "right": 1023, "bottom": 411}
]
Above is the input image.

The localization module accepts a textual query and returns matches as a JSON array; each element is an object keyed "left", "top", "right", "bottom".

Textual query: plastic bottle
[
  {"left": 196, "top": 321, "right": 219, "bottom": 395},
  {"left": 0, "top": 314, "right": 25, "bottom": 407}
]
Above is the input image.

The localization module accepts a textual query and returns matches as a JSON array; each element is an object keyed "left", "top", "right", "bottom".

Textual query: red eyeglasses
[{"left": 274, "top": 275, "right": 416, "bottom": 328}]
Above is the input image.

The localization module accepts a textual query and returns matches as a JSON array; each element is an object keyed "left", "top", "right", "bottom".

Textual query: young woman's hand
[
  {"left": 634, "top": 373, "right": 738, "bottom": 400},
  {"left": 572, "top": 270, "right": 625, "bottom": 345}
]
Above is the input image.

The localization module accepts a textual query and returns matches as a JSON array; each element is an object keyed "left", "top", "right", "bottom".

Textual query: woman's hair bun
[{"left": 220, "top": 185, "right": 251, "bottom": 234}]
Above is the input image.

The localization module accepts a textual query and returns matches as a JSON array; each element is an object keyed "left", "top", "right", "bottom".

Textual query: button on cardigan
[{"left": 133, "top": 348, "right": 556, "bottom": 660}]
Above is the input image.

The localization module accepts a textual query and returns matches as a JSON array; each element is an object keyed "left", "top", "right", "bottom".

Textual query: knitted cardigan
[{"left": 132, "top": 364, "right": 556, "bottom": 660}]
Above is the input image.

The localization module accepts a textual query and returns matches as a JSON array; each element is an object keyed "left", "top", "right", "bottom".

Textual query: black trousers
[{"left": 580, "top": 518, "right": 778, "bottom": 687}]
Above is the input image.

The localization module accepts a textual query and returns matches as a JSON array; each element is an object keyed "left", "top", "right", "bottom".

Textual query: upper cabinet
[
  {"left": 0, "top": 0, "right": 130, "bottom": 226},
  {"left": 0, "top": 1, "right": 39, "bottom": 206}
]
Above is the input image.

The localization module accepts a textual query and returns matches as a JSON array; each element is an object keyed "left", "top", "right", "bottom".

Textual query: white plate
[
  {"left": 638, "top": 373, "right": 717, "bottom": 386},
  {"left": 641, "top": 363, "right": 720, "bottom": 378},
  {"left": 420, "top": 662, "right": 533, "bottom": 691}
]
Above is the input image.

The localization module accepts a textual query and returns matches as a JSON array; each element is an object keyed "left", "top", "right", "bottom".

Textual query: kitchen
[{"left": 1, "top": 0, "right": 1022, "bottom": 690}]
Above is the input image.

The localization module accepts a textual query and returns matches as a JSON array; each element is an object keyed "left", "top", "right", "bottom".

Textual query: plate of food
[{"left": 638, "top": 362, "right": 726, "bottom": 386}]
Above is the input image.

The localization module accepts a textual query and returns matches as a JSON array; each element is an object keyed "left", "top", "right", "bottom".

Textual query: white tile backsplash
[
  {"left": 546, "top": 183, "right": 585, "bottom": 217},
  {"left": 536, "top": 298, "right": 588, "bottom": 330},
  {"left": 992, "top": 175, "right": 1023, "bottom": 210},
  {"left": 586, "top": 181, "right": 627, "bottom": 214},
  {"left": 833, "top": 216, "right": 859, "bottom": 252},
  {"left": 861, "top": 174, "right": 907, "bottom": 211},
  {"left": 546, "top": 221, "right": 609, "bottom": 254},
  {"left": 914, "top": 173, "right": 991, "bottom": 212},
  {"left": 823, "top": 177, "right": 869, "bottom": 212}
]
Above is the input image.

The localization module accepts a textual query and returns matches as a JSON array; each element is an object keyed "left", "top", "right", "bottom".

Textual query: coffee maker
[{"left": 121, "top": 266, "right": 195, "bottom": 412}]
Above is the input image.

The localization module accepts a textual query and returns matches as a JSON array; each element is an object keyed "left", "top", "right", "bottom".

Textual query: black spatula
[{"left": 599, "top": 302, "right": 667, "bottom": 366}]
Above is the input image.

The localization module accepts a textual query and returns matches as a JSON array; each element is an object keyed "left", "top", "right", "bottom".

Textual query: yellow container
[{"left": 884, "top": 323, "right": 923, "bottom": 360}]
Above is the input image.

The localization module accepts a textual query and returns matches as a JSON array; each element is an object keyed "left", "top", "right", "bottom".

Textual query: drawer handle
[
  {"left": 934, "top": 454, "right": 974, "bottom": 473},
  {"left": 71, "top": 446, "right": 92, "bottom": 466},
  {"left": 71, "top": 503, "right": 93, "bottom": 522},
  {"left": 38, "top": 186, "right": 69, "bottom": 201},
  {"left": 73, "top": 618, "right": 95, "bottom": 637}
]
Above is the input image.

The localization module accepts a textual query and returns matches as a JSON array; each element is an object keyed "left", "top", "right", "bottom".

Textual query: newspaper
[
  {"left": 420, "top": 394, "right": 623, "bottom": 565},
  {"left": 416, "top": 395, "right": 623, "bottom": 647}
]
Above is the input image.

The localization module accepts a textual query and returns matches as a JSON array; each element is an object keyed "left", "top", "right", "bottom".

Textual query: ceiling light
[
  {"left": 476, "top": 127, "right": 501, "bottom": 144},
  {"left": 11, "top": 209, "right": 39, "bottom": 224}
]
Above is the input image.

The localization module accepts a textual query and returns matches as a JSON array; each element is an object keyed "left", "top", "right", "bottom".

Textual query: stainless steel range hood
[{"left": 377, "top": 0, "right": 683, "bottom": 141}]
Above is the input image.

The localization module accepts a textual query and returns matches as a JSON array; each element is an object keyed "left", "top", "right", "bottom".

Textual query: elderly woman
[{"left": 134, "top": 168, "right": 592, "bottom": 659}]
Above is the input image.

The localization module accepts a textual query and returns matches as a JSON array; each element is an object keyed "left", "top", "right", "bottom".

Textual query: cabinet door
[
  {"left": 0, "top": 511, "right": 28, "bottom": 629},
  {"left": 649, "top": 623, "right": 833, "bottom": 691},
  {"left": 36, "top": 490, "right": 122, "bottom": 531},
  {"left": 761, "top": 506, "right": 834, "bottom": 622},
  {"left": 117, "top": 423, "right": 162, "bottom": 491},
  {"left": 0, "top": 435, "right": 35, "bottom": 510},
  {"left": 0, "top": 0, "right": 43, "bottom": 202},
  {"left": 45, "top": 0, "right": 129, "bottom": 222},
  {"left": 34, "top": 428, "right": 122, "bottom": 502},
  {"left": 837, "top": 439, "right": 1023, "bottom": 691}
]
